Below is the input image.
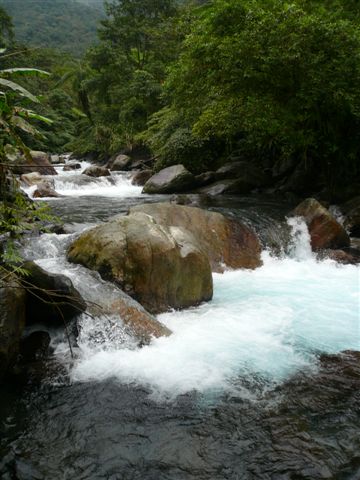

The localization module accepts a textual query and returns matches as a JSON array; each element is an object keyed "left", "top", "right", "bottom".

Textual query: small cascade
[
  {"left": 22, "top": 158, "right": 143, "bottom": 199},
  {"left": 287, "top": 216, "right": 313, "bottom": 260}
]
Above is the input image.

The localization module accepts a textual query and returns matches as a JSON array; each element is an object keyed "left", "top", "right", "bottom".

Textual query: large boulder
[
  {"left": 130, "top": 203, "right": 262, "bottom": 272},
  {"left": 68, "top": 212, "right": 213, "bottom": 314},
  {"left": 291, "top": 198, "right": 350, "bottom": 250},
  {"left": 109, "top": 154, "right": 132, "bottom": 171},
  {"left": 13, "top": 151, "right": 57, "bottom": 176},
  {"left": 82, "top": 166, "right": 111, "bottom": 177},
  {"left": 23, "top": 261, "right": 86, "bottom": 325},
  {"left": 0, "top": 272, "right": 27, "bottom": 380},
  {"left": 143, "top": 165, "right": 195, "bottom": 194}
]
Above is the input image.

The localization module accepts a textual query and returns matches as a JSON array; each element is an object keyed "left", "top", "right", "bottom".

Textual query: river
[{"left": 0, "top": 160, "right": 359, "bottom": 479}]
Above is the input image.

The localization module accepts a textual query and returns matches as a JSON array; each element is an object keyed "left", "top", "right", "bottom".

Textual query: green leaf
[
  {"left": 15, "top": 107, "right": 53, "bottom": 124},
  {"left": 0, "top": 78, "right": 39, "bottom": 103},
  {"left": 11, "top": 115, "right": 40, "bottom": 135},
  {"left": 0, "top": 68, "right": 50, "bottom": 78}
]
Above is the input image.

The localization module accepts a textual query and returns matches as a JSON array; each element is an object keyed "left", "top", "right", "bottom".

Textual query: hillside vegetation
[{"left": 0, "top": 0, "right": 103, "bottom": 55}]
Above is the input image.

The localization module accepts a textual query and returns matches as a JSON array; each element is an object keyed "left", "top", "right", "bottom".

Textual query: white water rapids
[
  {"left": 23, "top": 160, "right": 143, "bottom": 198},
  {"left": 23, "top": 158, "right": 359, "bottom": 398}
]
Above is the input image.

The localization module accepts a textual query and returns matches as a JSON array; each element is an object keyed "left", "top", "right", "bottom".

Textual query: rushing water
[{"left": 1, "top": 159, "right": 359, "bottom": 479}]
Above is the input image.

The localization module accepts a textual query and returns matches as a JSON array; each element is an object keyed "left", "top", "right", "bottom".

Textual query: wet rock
[
  {"left": 319, "top": 248, "right": 360, "bottom": 265},
  {"left": 23, "top": 261, "right": 86, "bottom": 326},
  {"left": 20, "top": 172, "right": 44, "bottom": 187},
  {"left": 68, "top": 212, "right": 213, "bottom": 314},
  {"left": 130, "top": 158, "right": 153, "bottom": 170},
  {"left": 198, "top": 178, "right": 252, "bottom": 195},
  {"left": 20, "top": 174, "right": 56, "bottom": 197},
  {"left": 341, "top": 196, "right": 360, "bottom": 237},
  {"left": 0, "top": 272, "right": 26, "bottom": 380},
  {"left": 194, "top": 171, "right": 217, "bottom": 188},
  {"left": 131, "top": 169, "right": 153, "bottom": 186},
  {"left": 291, "top": 198, "right": 350, "bottom": 250},
  {"left": 108, "top": 297, "right": 171, "bottom": 342},
  {"left": 63, "top": 162, "right": 81, "bottom": 171},
  {"left": 82, "top": 166, "right": 111, "bottom": 177},
  {"left": 19, "top": 331, "right": 51, "bottom": 363},
  {"left": 33, "top": 182, "right": 62, "bottom": 198},
  {"left": 109, "top": 154, "right": 132, "bottom": 171},
  {"left": 130, "top": 203, "right": 262, "bottom": 272},
  {"left": 143, "top": 165, "right": 195, "bottom": 194},
  {"left": 197, "top": 161, "right": 271, "bottom": 195},
  {"left": 12, "top": 151, "right": 57, "bottom": 176}
]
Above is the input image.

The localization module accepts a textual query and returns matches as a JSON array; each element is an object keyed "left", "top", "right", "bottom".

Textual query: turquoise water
[{"left": 71, "top": 220, "right": 359, "bottom": 397}]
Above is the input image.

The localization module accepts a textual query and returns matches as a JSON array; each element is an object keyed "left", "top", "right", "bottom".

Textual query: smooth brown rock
[
  {"left": 292, "top": 198, "right": 350, "bottom": 250},
  {"left": 68, "top": 212, "right": 213, "bottom": 314},
  {"left": 82, "top": 166, "right": 111, "bottom": 177},
  {"left": 130, "top": 203, "right": 262, "bottom": 272},
  {"left": 110, "top": 298, "right": 171, "bottom": 341}
]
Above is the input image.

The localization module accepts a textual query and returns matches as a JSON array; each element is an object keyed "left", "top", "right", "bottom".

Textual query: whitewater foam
[{"left": 71, "top": 250, "right": 359, "bottom": 397}]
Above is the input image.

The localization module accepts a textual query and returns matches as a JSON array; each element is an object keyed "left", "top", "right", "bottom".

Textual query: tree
[
  {"left": 153, "top": 0, "right": 360, "bottom": 192},
  {"left": 67, "top": 0, "right": 180, "bottom": 156}
]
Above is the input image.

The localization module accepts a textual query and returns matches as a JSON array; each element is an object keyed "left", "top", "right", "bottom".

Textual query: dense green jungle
[{"left": 1, "top": 0, "right": 360, "bottom": 201}]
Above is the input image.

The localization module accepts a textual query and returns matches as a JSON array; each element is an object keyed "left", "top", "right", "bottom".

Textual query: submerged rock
[
  {"left": 291, "top": 198, "right": 350, "bottom": 250},
  {"left": 0, "top": 273, "right": 26, "bottom": 380},
  {"left": 82, "top": 166, "right": 111, "bottom": 177},
  {"left": 130, "top": 203, "right": 262, "bottom": 272},
  {"left": 143, "top": 164, "right": 195, "bottom": 194},
  {"left": 68, "top": 212, "right": 213, "bottom": 314},
  {"left": 23, "top": 261, "right": 86, "bottom": 326}
]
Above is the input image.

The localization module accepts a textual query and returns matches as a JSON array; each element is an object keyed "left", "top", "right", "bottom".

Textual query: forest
[{"left": 1, "top": 0, "right": 359, "bottom": 202}]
